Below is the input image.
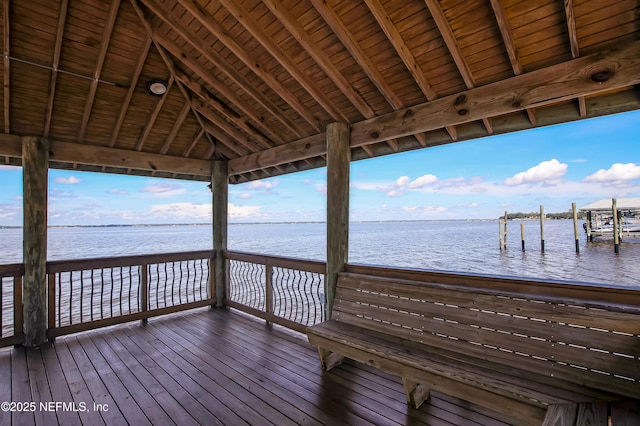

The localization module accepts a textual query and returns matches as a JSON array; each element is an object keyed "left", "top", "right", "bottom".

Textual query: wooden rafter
[
  {"left": 364, "top": 0, "right": 458, "bottom": 142},
  {"left": 152, "top": 32, "right": 280, "bottom": 150},
  {"left": 140, "top": 0, "right": 303, "bottom": 139},
  {"left": 216, "top": 0, "right": 346, "bottom": 127},
  {"left": 565, "top": 0, "right": 579, "bottom": 59},
  {"left": 425, "top": 0, "right": 495, "bottom": 135},
  {"left": 203, "top": 122, "right": 248, "bottom": 157},
  {"left": 490, "top": 0, "right": 522, "bottom": 75},
  {"left": 159, "top": 101, "right": 190, "bottom": 155},
  {"left": 175, "top": 69, "right": 282, "bottom": 145},
  {"left": 135, "top": 76, "right": 174, "bottom": 151},
  {"left": 2, "top": 0, "right": 9, "bottom": 133},
  {"left": 43, "top": 0, "right": 69, "bottom": 138},
  {"left": 183, "top": 127, "right": 204, "bottom": 158},
  {"left": 489, "top": 0, "right": 535, "bottom": 127},
  {"left": 130, "top": 0, "right": 217, "bottom": 159},
  {"left": 77, "top": 0, "right": 120, "bottom": 143},
  {"left": 563, "top": 0, "right": 585, "bottom": 116},
  {"left": 175, "top": 0, "right": 315, "bottom": 138},
  {"left": 262, "top": 0, "right": 373, "bottom": 119},
  {"left": 228, "top": 40, "right": 640, "bottom": 175},
  {"left": 110, "top": 35, "right": 152, "bottom": 147},
  {"left": 194, "top": 101, "right": 264, "bottom": 153},
  {"left": 310, "top": 0, "right": 428, "bottom": 148}
]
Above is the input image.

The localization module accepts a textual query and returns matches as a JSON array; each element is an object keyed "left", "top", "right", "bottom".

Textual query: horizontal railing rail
[
  {"left": 46, "top": 250, "right": 215, "bottom": 338},
  {"left": 225, "top": 251, "right": 326, "bottom": 333},
  {"left": 0, "top": 263, "right": 24, "bottom": 347}
]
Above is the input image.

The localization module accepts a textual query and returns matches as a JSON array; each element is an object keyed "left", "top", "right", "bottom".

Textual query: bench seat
[{"left": 307, "top": 271, "right": 640, "bottom": 426}]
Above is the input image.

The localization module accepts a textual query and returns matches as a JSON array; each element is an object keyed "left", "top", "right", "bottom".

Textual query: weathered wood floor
[{"left": 0, "top": 308, "right": 514, "bottom": 425}]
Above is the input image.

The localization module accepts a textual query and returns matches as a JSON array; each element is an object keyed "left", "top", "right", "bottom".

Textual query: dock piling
[
  {"left": 540, "top": 205, "right": 545, "bottom": 253},
  {"left": 572, "top": 203, "right": 580, "bottom": 253}
]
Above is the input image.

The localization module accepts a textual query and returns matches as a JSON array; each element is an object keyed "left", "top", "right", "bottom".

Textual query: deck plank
[{"left": 0, "top": 307, "right": 522, "bottom": 425}]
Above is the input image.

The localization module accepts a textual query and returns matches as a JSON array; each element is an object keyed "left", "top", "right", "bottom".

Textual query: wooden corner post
[
  {"left": 22, "top": 136, "right": 49, "bottom": 347},
  {"left": 326, "top": 122, "right": 350, "bottom": 319},
  {"left": 212, "top": 160, "right": 228, "bottom": 308}
]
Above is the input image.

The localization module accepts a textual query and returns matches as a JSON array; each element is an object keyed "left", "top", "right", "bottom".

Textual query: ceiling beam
[
  {"left": 135, "top": 76, "right": 174, "bottom": 151},
  {"left": 0, "top": 133, "right": 211, "bottom": 176},
  {"left": 110, "top": 35, "right": 152, "bottom": 147},
  {"left": 564, "top": 0, "right": 579, "bottom": 59},
  {"left": 159, "top": 101, "right": 191, "bottom": 155},
  {"left": 426, "top": 0, "right": 495, "bottom": 135},
  {"left": 175, "top": 0, "right": 315, "bottom": 137},
  {"left": 364, "top": 0, "right": 458, "bottom": 142},
  {"left": 194, "top": 101, "right": 263, "bottom": 153},
  {"left": 43, "top": 0, "right": 69, "bottom": 137},
  {"left": 182, "top": 127, "right": 204, "bottom": 158},
  {"left": 139, "top": 0, "right": 304, "bottom": 139},
  {"left": 229, "top": 40, "right": 640, "bottom": 175},
  {"left": 77, "top": 0, "right": 120, "bottom": 143},
  {"left": 261, "top": 0, "right": 374, "bottom": 120},
  {"left": 216, "top": 0, "right": 345, "bottom": 127},
  {"left": 2, "top": 0, "right": 9, "bottom": 133},
  {"left": 309, "top": 0, "right": 426, "bottom": 149},
  {"left": 490, "top": 0, "right": 521, "bottom": 75},
  {"left": 229, "top": 132, "right": 325, "bottom": 175},
  {"left": 351, "top": 40, "right": 640, "bottom": 146}
]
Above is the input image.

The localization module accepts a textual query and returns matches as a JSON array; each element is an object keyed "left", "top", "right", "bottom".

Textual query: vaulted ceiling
[{"left": 0, "top": 0, "right": 639, "bottom": 183}]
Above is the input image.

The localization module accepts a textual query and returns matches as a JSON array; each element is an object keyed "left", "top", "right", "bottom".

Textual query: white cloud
[
  {"left": 140, "top": 182, "right": 186, "bottom": 197},
  {"left": 316, "top": 183, "right": 327, "bottom": 195},
  {"left": 504, "top": 159, "right": 567, "bottom": 185},
  {"left": 247, "top": 180, "right": 279, "bottom": 190},
  {"left": 395, "top": 176, "right": 410, "bottom": 187},
  {"left": 583, "top": 163, "right": 640, "bottom": 183},
  {"left": 239, "top": 193, "right": 252, "bottom": 199},
  {"left": 55, "top": 176, "right": 81, "bottom": 185},
  {"left": 408, "top": 174, "right": 438, "bottom": 189},
  {"left": 229, "top": 203, "right": 262, "bottom": 219},
  {"left": 0, "top": 165, "right": 19, "bottom": 171}
]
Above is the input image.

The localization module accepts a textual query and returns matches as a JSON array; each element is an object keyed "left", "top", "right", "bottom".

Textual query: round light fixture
[{"left": 147, "top": 79, "right": 168, "bottom": 96}]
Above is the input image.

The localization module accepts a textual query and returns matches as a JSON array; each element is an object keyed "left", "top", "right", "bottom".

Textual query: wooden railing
[
  {"left": 0, "top": 263, "right": 24, "bottom": 347},
  {"left": 226, "top": 251, "right": 326, "bottom": 333},
  {"left": 46, "top": 250, "right": 215, "bottom": 338}
]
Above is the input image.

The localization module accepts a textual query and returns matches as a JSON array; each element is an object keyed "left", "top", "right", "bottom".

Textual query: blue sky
[{"left": 1, "top": 110, "right": 639, "bottom": 226}]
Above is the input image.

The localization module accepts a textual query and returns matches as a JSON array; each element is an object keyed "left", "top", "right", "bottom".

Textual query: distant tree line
[{"left": 501, "top": 211, "right": 586, "bottom": 220}]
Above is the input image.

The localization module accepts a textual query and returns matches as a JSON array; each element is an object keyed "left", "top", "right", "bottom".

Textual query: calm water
[{"left": 1, "top": 220, "right": 638, "bottom": 288}]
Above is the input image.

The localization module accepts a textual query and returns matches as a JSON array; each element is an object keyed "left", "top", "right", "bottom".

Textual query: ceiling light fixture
[{"left": 146, "top": 79, "right": 168, "bottom": 96}]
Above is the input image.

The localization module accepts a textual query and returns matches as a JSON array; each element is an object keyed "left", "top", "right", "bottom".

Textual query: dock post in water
[
  {"left": 22, "top": 136, "right": 49, "bottom": 347},
  {"left": 540, "top": 205, "right": 545, "bottom": 253},
  {"left": 521, "top": 223, "right": 525, "bottom": 251},
  {"left": 572, "top": 202, "right": 580, "bottom": 253},
  {"left": 612, "top": 198, "right": 620, "bottom": 254},
  {"left": 499, "top": 211, "right": 508, "bottom": 250}
]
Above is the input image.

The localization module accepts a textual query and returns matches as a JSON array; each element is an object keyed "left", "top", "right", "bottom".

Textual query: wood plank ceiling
[{"left": 0, "top": 0, "right": 638, "bottom": 183}]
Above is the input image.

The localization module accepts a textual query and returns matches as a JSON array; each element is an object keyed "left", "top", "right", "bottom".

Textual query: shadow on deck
[{"left": 0, "top": 308, "right": 514, "bottom": 426}]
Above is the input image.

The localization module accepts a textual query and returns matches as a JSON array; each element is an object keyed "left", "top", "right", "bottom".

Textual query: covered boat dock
[{"left": 1, "top": 0, "right": 640, "bottom": 424}]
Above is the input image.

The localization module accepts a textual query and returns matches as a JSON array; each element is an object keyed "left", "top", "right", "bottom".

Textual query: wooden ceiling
[{"left": 0, "top": 0, "right": 639, "bottom": 183}]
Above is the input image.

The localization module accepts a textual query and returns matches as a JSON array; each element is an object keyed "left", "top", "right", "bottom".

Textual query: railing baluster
[
  {"left": 265, "top": 264, "right": 273, "bottom": 324},
  {"left": 48, "top": 273, "right": 56, "bottom": 332},
  {"left": 141, "top": 263, "right": 148, "bottom": 322}
]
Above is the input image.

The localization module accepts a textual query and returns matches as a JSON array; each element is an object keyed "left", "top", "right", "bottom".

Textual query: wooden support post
[
  {"left": 212, "top": 160, "right": 228, "bottom": 307},
  {"left": 326, "top": 122, "right": 350, "bottom": 319},
  {"left": 540, "top": 205, "right": 545, "bottom": 253},
  {"left": 572, "top": 202, "right": 580, "bottom": 253},
  {"left": 22, "top": 136, "right": 49, "bottom": 347},
  {"left": 520, "top": 223, "right": 525, "bottom": 251},
  {"left": 612, "top": 198, "right": 620, "bottom": 254},
  {"left": 586, "top": 211, "right": 592, "bottom": 241}
]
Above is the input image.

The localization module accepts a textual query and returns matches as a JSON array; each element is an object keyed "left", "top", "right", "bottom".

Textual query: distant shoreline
[{"left": 0, "top": 218, "right": 559, "bottom": 229}]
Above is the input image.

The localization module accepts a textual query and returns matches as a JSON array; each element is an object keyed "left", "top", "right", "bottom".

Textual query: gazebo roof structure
[{"left": 0, "top": 0, "right": 639, "bottom": 184}]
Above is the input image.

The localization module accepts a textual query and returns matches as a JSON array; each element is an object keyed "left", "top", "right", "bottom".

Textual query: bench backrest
[{"left": 332, "top": 272, "right": 640, "bottom": 399}]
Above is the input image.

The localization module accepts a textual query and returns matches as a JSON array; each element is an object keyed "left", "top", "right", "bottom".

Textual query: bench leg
[
  {"left": 317, "top": 347, "right": 344, "bottom": 371},
  {"left": 402, "top": 378, "right": 431, "bottom": 409},
  {"left": 542, "top": 403, "right": 578, "bottom": 426}
]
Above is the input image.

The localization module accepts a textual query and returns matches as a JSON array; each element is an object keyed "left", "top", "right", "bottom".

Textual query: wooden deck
[{"left": 0, "top": 307, "right": 515, "bottom": 426}]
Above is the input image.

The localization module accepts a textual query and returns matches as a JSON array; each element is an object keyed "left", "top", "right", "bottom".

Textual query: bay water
[{"left": 1, "top": 220, "right": 638, "bottom": 288}]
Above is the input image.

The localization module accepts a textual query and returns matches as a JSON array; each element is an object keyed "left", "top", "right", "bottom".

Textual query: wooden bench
[{"left": 307, "top": 270, "right": 640, "bottom": 426}]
